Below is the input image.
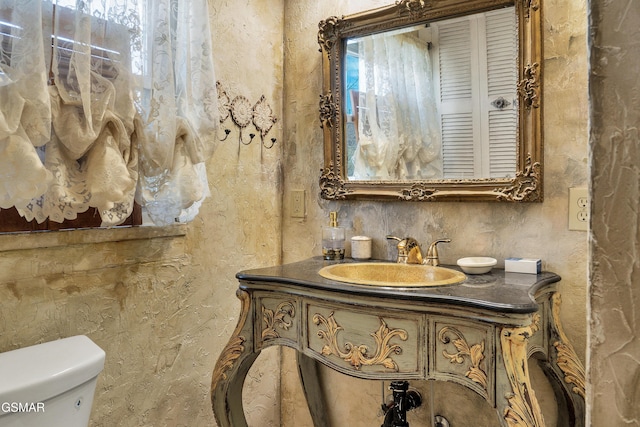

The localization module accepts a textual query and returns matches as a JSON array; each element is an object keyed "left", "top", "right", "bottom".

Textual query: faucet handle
[
  {"left": 424, "top": 238, "right": 451, "bottom": 266},
  {"left": 386, "top": 235, "right": 423, "bottom": 264},
  {"left": 386, "top": 236, "right": 407, "bottom": 263}
]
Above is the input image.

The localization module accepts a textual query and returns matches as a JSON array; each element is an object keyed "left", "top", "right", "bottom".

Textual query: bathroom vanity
[{"left": 211, "top": 257, "right": 585, "bottom": 427}]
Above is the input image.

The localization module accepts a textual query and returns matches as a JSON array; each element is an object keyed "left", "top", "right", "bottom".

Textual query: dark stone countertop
[{"left": 236, "top": 257, "right": 561, "bottom": 314}]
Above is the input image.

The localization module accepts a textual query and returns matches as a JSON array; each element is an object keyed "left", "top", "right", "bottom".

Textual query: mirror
[{"left": 318, "top": 0, "right": 543, "bottom": 202}]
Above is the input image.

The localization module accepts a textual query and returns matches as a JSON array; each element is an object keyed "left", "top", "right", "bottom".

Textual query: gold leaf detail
[
  {"left": 211, "top": 290, "right": 251, "bottom": 388},
  {"left": 312, "top": 312, "right": 408, "bottom": 371},
  {"left": 524, "top": 0, "right": 540, "bottom": 20},
  {"left": 317, "top": 16, "right": 343, "bottom": 53},
  {"left": 518, "top": 63, "right": 540, "bottom": 109},
  {"left": 396, "top": 0, "right": 427, "bottom": 16},
  {"left": 495, "top": 154, "right": 541, "bottom": 202},
  {"left": 438, "top": 326, "right": 488, "bottom": 390},
  {"left": 319, "top": 93, "right": 336, "bottom": 129},
  {"left": 551, "top": 293, "right": 586, "bottom": 398},
  {"left": 319, "top": 165, "right": 351, "bottom": 200},
  {"left": 262, "top": 301, "right": 296, "bottom": 340},
  {"left": 211, "top": 335, "right": 246, "bottom": 385},
  {"left": 501, "top": 320, "right": 545, "bottom": 427}
]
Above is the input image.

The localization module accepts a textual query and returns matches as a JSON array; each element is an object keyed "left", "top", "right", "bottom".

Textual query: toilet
[{"left": 0, "top": 335, "right": 105, "bottom": 427}]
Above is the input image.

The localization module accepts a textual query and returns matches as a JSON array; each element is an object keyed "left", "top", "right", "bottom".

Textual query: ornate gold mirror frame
[{"left": 318, "top": 0, "right": 542, "bottom": 202}]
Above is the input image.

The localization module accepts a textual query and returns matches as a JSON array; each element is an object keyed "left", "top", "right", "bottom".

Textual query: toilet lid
[{"left": 0, "top": 335, "right": 105, "bottom": 404}]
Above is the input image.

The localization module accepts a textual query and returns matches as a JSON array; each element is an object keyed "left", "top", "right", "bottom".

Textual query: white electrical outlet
[
  {"left": 569, "top": 187, "right": 589, "bottom": 231},
  {"left": 291, "top": 190, "right": 305, "bottom": 218}
]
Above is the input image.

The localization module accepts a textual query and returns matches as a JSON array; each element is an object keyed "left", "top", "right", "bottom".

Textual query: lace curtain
[
  {"left": 353, "top": 32, "right": 441, "bottom": 180},
  {"left": 0, "top": 0, "right": 218, "bottom": 226}
]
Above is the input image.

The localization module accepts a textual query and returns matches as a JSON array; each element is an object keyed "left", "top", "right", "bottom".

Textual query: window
[
  {"left": 0, "top": 205, "right": 141, "bottom": 232},
  {"left": 0, "top": 0, "right": 218, "bottom": 231},
  {"left": 0, "top": 2, "right": 141, "bottom": 232}
]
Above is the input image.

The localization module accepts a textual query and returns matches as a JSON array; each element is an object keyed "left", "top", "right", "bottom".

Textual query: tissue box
[{"left": 505, "top": 258, "right": 541, "bottom": 274}]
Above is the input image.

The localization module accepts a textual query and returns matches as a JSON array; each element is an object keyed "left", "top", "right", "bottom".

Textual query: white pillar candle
[{"left": 351, "top": 236, "right": 372, "bottom": 260}]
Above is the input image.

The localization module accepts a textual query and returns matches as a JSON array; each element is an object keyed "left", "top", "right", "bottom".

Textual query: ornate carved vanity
[{"left": 211, "top": 257, "right": 585, "bottom": 427}]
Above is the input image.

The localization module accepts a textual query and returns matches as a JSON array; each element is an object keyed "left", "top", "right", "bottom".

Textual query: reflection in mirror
[
  {"left": 318, "top": 0, "right": 543, "bottom": 202},
  {"left": 345, "top": 8, "right": 517, "bottom": 181}
]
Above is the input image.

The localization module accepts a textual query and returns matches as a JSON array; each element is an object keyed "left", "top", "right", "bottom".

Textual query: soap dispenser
[{"left": 322, "top": 211, "right": 345, "bottom": 260}]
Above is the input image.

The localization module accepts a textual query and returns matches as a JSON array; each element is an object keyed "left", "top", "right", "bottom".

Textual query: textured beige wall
[
  {"left": 0, "top": 1, "right": 284, "bottom": 426},
  {"left": 281, "top": 0, "right": 588, "bottom": 425},
  {"left": 0, "top": 0, "right": 601, "bottom": 425},
  {"left": 588, "top": 0, "right": 640, "bottom": 425}
]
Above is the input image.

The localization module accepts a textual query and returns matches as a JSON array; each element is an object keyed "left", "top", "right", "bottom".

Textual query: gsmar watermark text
[{"left": 1, "top": 402, "right": 45, "bottom": 413}]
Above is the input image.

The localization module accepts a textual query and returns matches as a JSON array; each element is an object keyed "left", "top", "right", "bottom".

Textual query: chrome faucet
[{"left": 387, "top": 236, "right": 451, "bottom": 266}]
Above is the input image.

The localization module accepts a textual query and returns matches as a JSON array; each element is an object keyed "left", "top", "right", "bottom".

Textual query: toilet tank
[{"left": 0, "top": 335, "right": 105, "bottom": 427}]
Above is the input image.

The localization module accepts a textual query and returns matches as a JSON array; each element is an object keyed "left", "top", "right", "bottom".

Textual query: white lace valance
[
  {"left": 352, "top": 32, "right": 441, "bottom": 180},
  {"left": 0, "top": 0, "right": 218, "bottom": 226}
]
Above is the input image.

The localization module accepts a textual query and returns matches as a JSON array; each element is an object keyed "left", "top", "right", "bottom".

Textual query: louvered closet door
[
  {"left": 437, "top": 19, "right": 478, "bottom": 179},
  {"left": 435, "top": 7, "right": 517, "bottom": 179},
  {"left": 485, "top": 8, "right": 517, "bottom": 178}
]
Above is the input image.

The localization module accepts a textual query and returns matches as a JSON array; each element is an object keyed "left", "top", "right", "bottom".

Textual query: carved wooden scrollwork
[
  {"left": 320, "top": 166, "right": 351, "bottom": 199},
  {"left": 318, "top": 0, "right": 544, "bottom": 202},
  {"left": 319, "top": 93, "right": 336, "bottom": 129},
  {"left": 500, "top": 314, "right": 545, "bottom": 427},
  {"left": 495, "top": 155, "right": 542, "bottom": 202},
  {"left": 523, "top": 0, "right": 540, "bottom": 21},
  {"left": 211, "top": 289, "right": 250, "bottom": 386},
  {"left": 399, "top": 185, "right": 438, "bottom": 201},
  {"left": 313, "top": 312, "right": 408, "bottom": 371},
  {"left": 551, "top": 293, "right": 586, "bottom": 399},
  {"left": 518, "top": 63, "right": 541, "bottom": 110},
  {"left": 262, "top": 301, "right": 296, "bottom": 340},
  {"left": 396, "top": 0, "right": 428, "bottom": 15},
  {"left": 211, "top": 335, "right": 245, "bottom": 385},
  {"left": 317, "top": 16, "right": 344, "bottom": 54},
  {"left": 438, "top": 326, "right": 488, "bottom": 390},
  {"left": 397, "top": 155, "right": 540, "bottom": 202}
]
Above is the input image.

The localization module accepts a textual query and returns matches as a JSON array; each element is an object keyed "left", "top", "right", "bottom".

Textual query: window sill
[{"left": 0, "top": 224, "right": 187, "bottom": 252}]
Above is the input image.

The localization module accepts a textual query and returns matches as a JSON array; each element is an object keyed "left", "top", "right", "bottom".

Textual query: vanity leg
[
  {"left": 498, "top": 318, "right": 546, "bottom": 427},
  {"left": 542, "top": 293, "right": 586, "bottom": 426},
  {"left": 297, "top": 352, "right": 331, "bottom": 427},
  {"left": 211, "top": 289, "right": 258, "bottom": 427}
]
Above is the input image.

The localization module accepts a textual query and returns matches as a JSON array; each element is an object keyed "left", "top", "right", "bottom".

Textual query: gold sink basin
[{"left": 318, "top": 262, "right": 466, "bottom": 288}]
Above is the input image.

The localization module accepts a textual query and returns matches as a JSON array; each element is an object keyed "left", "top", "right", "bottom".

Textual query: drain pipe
[{"left": 381, "top": 381, "right": 422, "bottom": 427}]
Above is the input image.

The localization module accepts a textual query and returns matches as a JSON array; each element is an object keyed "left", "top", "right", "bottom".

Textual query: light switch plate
[
  {"left": 291, "top": 190, "right": 305, "bottom": 218},
  {"left": 569, "top": 187, "right": 588, "bottom": 231}
]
